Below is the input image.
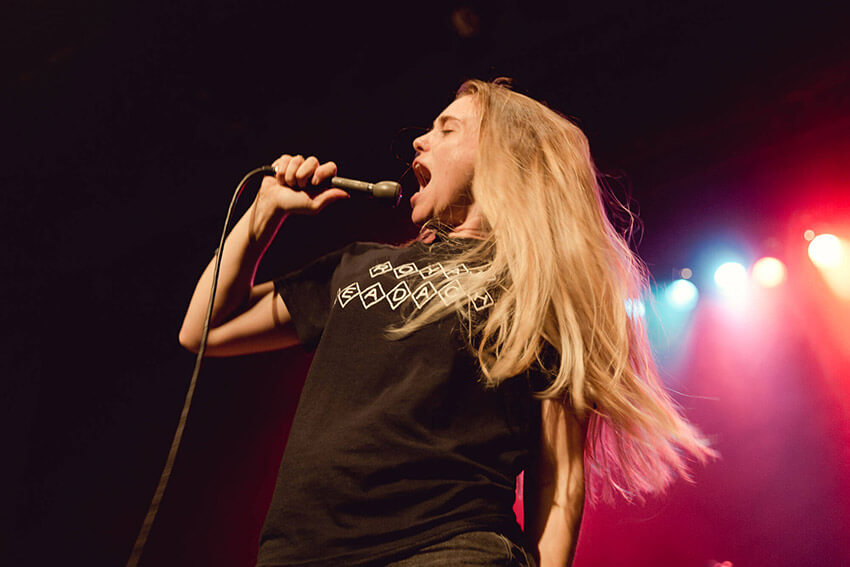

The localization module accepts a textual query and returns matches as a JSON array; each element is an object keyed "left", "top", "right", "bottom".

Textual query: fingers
[
  {"left": 270, "top": 154, "right": 305, "bottom": 188},
  {"left": 283, "top": 155, "right": 304, "bottom": 188},
  {"left": 271, "top": 154, "right": 338, "bottom": 190},
  {"left": 295, "top": 156, "right": 319, "bottom": 188},
  {"left": 265, "top": 153, "right": 348, "bottom": 216},
  {"left": 271, "top": 154, "right": 293, "bottom": 184},
  {"left": 313, "top": 160, "right": 337, "bottom": 186}
]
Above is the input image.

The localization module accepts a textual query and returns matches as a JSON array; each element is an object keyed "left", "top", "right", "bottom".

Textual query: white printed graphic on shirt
[
  {"left": 443, "top": 264, "right": 469, "bottom": 278},
  {"left": 359, "top": 282, "right": 386, "bottom": 309},
  {"left": 410, "top": 281, "right": 438, "bottom": 309},
  {"left": 337, "top": 282, "right": 361, "bottom": 308},
  {"left": 386, "top": 281, "right": 412, "bottom": 310},
  {"left": 418, "top": 263, "right": 444, "bottom": 279},
  {"left": 393, "top": 262, "right": 419, "bottom": 278},
  {"left": 369, "top": 262, "right": 393, "bottom": 277},
  {"left": 335, "top": 258, "right": 491, "bottom": 313},
  {"left": 437, "top": 279, "right": 464, "bottom": 306},
  {"left": 469, "top": 289, "right": 495, "bottom": 311}
]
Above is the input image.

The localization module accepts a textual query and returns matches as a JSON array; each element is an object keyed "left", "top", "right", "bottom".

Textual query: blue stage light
[{"left": 666, "top": 279, "right": 699, "bottom": 311}]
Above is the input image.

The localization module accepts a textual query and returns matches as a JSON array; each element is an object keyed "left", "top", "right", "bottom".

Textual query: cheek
[{"left": 454, "top": 155, "right": 476, "bottom": 191}]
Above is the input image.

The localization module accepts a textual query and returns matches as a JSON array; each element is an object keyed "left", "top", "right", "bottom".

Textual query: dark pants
[{"left": 382, "top": 531, "right": 538, "bottom": 567}]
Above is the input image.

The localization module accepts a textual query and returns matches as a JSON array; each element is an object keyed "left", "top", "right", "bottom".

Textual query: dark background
[{"left": 4, "top": 1, "right": 850, "bottom": 565}]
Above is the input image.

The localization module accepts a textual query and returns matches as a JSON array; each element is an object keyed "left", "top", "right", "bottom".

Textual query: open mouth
[{"left": 412, "top": 161, "right": 431, "bottom": 189}]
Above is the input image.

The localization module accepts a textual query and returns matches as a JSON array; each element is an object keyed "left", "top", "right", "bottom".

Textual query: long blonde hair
[{"left": 391, "top": 79, "right": 714, "bottom": 502}]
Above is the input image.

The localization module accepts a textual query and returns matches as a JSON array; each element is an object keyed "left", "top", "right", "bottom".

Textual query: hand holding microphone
[
  {"left": 249, "top": 154, "right": 401, "bottom": 242},
  {"left": 268, "top": 154, "right": 401, "bottom": 205}
]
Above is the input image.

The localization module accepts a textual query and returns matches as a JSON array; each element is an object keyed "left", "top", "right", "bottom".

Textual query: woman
[{"left": 179, "top": 79, "right": 713, "bottom": 566}]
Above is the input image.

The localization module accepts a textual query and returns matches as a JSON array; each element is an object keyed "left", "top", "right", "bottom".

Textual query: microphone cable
[{"left": 125, "top": 165, "right": 274, "bottom": 567}]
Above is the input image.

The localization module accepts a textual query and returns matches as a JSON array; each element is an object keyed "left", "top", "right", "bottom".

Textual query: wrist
[{"left": 246, "top": 209, "right": 287, "bottom": 259}]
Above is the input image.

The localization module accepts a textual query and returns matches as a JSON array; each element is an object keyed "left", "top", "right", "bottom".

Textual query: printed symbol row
[
  {"left": 337, "top": 279, "right": 494, "bottom": 311},
  {"left": 368, "top": 261, "right": 471, "bottom": 280}
]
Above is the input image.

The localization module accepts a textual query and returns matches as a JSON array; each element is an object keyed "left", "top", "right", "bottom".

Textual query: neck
[{"left": 447, "top": 204, "right": 485, "bottom": 239}]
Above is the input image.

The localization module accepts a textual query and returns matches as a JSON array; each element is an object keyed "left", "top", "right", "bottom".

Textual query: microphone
[
  {"left": 262, "top": 166, "right": 402, "bottom": 204},
  {"left": 329, "top": 177, "right": 402, "bottom": 203}
]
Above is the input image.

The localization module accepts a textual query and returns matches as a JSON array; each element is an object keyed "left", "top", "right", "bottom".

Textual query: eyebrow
[{"left": 433, "top": 114, "right": 462, "bottom": 129}]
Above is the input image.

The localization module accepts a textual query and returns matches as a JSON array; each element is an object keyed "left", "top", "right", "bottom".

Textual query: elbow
[{"left": 178, "top": 326, "right": 201, "bottom": 353}]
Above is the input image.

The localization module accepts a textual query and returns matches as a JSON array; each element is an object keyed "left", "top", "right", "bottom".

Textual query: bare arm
[
  {"left": 178, "top": 154, "right": 348, "bottom": 357},
  {"left": 526, "top": 399, "right": 587, "bottom": 567}
]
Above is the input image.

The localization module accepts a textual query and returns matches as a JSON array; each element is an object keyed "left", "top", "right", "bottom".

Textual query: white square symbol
[
  {"left": 393, "top": 262, "right": 419, "bottom": 279},
  {"left": 369, "top": 262, "right": 393, "bottom": 277},
  {"left": 386, "top": 281, "right": 411, "bottom": 310},
  {"left": 443, "top": 264, "right": 470, "bottom": 278},
  {"left": 359, "top": 282, "right": 387, "bottom": 309},
  {"left": 438, "top": 279, "right": 465, "bottom": 305},
  {"left": 411, "top": 281, "right": 437, "bottom": 309},
  {"left": 419, "top": 263, "right": 444, "bottom": 279},
  {"left": 337, "top": 282, "right": 361, "bottom": 308},
  {"left": 469, "top": 289, "right": 494, "bottom": 311}
]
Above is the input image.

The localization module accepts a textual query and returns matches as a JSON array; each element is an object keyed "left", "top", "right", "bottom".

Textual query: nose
[{"left": 412, "top": 130, "right": 429, "bottom": 153}]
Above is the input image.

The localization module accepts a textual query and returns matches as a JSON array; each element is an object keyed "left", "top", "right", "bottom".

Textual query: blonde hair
[{"left": 391, "top": 79, "right": 714, "bottom": 502}]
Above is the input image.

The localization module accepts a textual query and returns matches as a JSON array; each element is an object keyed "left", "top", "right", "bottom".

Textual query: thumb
[{"left": 310, "top": 188, "right": 350, "bottom": 213}]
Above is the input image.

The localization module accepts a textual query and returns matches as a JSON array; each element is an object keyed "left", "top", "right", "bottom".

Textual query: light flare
[
  {"left": 753, "top": 257, "right": 787, "bottom": 288},
  {"left": 666, "top": 279, "right": 699, "bottom": 311},
  {"left": 714, "top": 262, "right": 748, "bottom": 294},
  {"left": 808, "top": 234, "right": 843, "bottom": 267}
]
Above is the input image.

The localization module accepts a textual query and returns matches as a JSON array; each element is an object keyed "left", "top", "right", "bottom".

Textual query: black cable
[{"left": 126, "top": 165, "right": 275, "bottom": 567}]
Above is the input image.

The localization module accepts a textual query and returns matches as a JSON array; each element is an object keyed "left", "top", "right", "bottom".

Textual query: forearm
[
  {"left": 536, "top": 495, "right": 584, "bottom": 567},
  {"left": 178, "top": 203, "right": 285, "bottom": 348},
  {"left": 530, "top": 399, "right": 587, "bottom": 567},
  {"left": 178, "top": 154, "right": 346, "bottom": 353}
]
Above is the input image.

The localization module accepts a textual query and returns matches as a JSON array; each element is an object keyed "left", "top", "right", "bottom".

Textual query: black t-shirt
[{"left": 257, "top": 241, "right": 541, "bottom": 566}]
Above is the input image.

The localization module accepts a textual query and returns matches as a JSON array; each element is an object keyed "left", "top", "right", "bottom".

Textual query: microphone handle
[{"left": 329, "top": 177, "right": 402, "bottom": 202}]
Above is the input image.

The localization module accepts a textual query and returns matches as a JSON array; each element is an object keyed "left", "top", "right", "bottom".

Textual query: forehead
[{"left": 435, "top": 95, "right": 479, "bottom": 124}]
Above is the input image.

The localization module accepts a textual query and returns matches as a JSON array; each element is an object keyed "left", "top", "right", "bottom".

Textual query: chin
[{"left": 410, "top": 206, "right": 429, "bottom": 226}]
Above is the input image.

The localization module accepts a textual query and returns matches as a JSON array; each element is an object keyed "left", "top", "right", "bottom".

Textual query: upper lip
[{"left": 412, "top": 160, "right": 431, "bottom": 188}]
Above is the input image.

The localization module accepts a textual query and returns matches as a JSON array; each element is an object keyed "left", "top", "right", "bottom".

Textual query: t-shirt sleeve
[{"left": 273, "top": 244, "right": 354, "bottom": 350}]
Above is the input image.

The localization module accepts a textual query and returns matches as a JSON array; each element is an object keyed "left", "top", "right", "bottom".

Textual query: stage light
[
  {"left": 803, "top": 229, "right": 816, "bottom": 241},
  {"left": 752, "top": 257, "right": 786, "bottom": 287},
  {"left": 625, "top": 298, "right": 646, "bottom": 319},
  {"left": 808, "top": 234, "right": 850, "bottom": 300},
  {"left": 680, "top": 268, "right": 693, "bottom": 279},
  {"left": 714, "top": 262, "right": 748, "bottom": 293},
  {"left": 666, "top": 279, "right": 699, "bottom": 311},
  {"left": 808, "top": 234, "right": 843, "bottom": 267}
]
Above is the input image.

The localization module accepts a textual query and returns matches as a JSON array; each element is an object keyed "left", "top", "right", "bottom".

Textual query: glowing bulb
[
  {"left": 714, "top": 262, "right": 748, "bottom": 293},
  {"left": 752, "top": 257, "right": 786, "bottom": 287},
  {"left": 808, "top": 234, "right": 843, "bottom": 267},
  {"left": 666, "top": 279, "right": 699, "bottom": 310},
  {"left": 680, "top": 268, "right": 693, "bottom": 279},
  {"left": 803, "top": 229, "right": 816, "bottom": 241}
]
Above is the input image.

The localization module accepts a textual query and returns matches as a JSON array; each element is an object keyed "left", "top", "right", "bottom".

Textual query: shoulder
[
  {"left": 341, "top": 241, "right": 429, "bottom": 265},
  {"left": 347, "top": 241, "right": 406, "bottom": 256}
]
